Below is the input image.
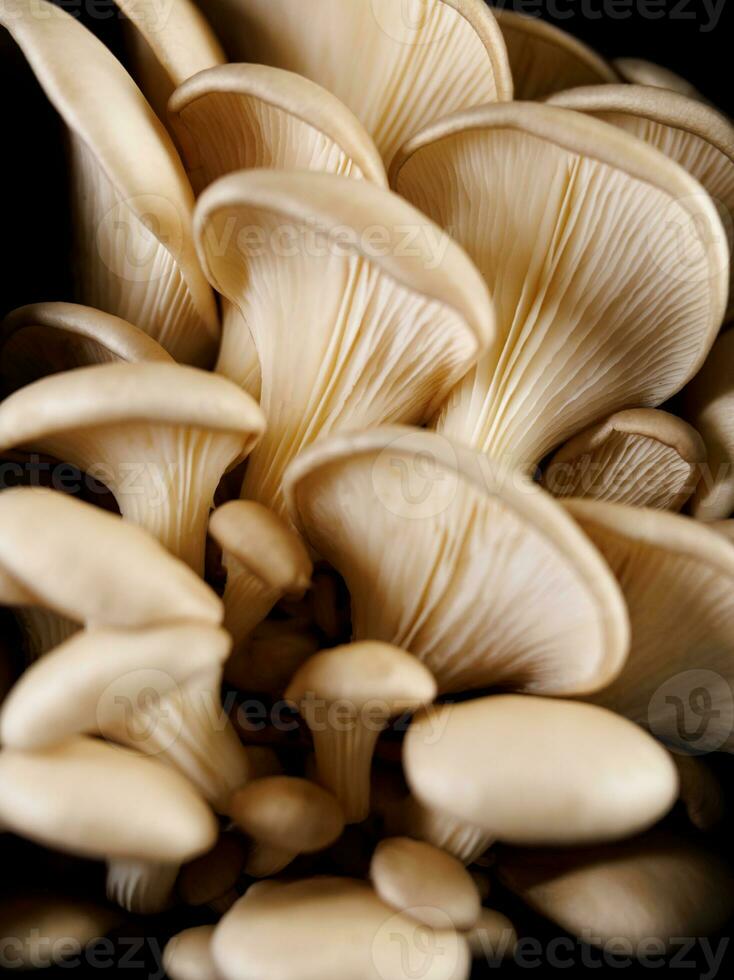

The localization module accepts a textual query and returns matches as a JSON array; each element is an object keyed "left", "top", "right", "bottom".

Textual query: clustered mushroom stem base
[
  {"left": 310, "top": 721, "right": 384, "bottom": 825},
  {"left": 221, "top": 572, "right": 280, "bottom": 653}
]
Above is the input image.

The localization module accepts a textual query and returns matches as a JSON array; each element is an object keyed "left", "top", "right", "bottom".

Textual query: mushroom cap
[
  {"left": 542, "top": 408, "right": 706, "bottom": 510},
  {"left": 391, "top": 101, "right": 728, "bottom": 471},
  {"left": 178, "top": 832, "right": 247, "bottom": 906},
  {"left": 209, "top": 500, "right": 312, "bottom": 594},
  {"left": 0, "top": 488, "right": 222, "bottom": 628},
  {"left": 229, "top": 775, "right": 345, "bottom": 853},
  {"left": 497, "top": 831, "right": 734, "bottom": 947},
  {"left": 494, "top": 7, "right": 618, "bottom": 100},
  {"left": 404, "top": 695, "right": 678, "bottom": 846},
  {"left": 198, "top": 0, "right": 512, "bottom": 166},
  {"left": 286, "top": 641, "right": 437, "bottom": 714},
  {"left": 614, "top": 58, "right": 709, "bottom": 103},
  {"left": 164, "top": 925, "right": 217, "bottom": 980},
  {"left": 465, "top": 908, "right": 517, "bottom": 960},
  {"left": 284, "top": 425, "right": 629, "bottom": 696},
  {"left": 168, "top": 62, "right": 387, "bottom": 190},
  {"left": 370, "top": 837, "right": 481, "bottom": 931},
  {"left": 0, "top": 736, "right": 217, "bottom": 861},
  {"left": 212, "top": 876, "right": 471, "bottom": 980},
  {"left": 0, "top": 623, "right": 231, "bottom": 750}
]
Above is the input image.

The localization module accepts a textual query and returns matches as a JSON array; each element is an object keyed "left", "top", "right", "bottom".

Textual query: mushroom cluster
[{"left": 1, "top": 1, "right": 733, "bottom": 976}]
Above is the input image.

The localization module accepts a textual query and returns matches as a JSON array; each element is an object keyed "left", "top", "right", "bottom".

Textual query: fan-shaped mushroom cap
[
  {"left": 547, "top": 85, "right": 734, "bottom": 319},
  {"left": 370, "top": 837, "right": 481, "bottom": 931},
  {"left": 614, "top": 58, "right": 709, "bottom": 103},
  {"left": 209, "top": 501, "right": 312, "bottom": 650},
  {"left": 684, "top": 329, "right": 734, "bottom": 520},
  {"left": 286, "top": 641, "right": 436, "bottom": 823},
  {"left": 0, "top": 736, "right": 217, "bottom": 861},
  {"left": 673, "top": 754, "right": 725, "bottom": 831},
  {"left": 0, "top": 302, "right": 172, "bottom": 393},
  {"left": 164, "top": 925, "right": 217, "bottom": 980},
  {"left": 465, "top": 908, "right": 517, "bottom": 961},
  {"left": 497, "top": 831, "right": 734, "bottom": 947},
  {"left": 562, "top": 499, "right": 734, "bottom": 752},
  {"left": 195, "top": 170, "right": 494, "bottom": 517},
  {"left": 169, "top": 63, "right": 387, "bottom": 194},
  {"left": 285, "top": 426, "right": 629, "bottom": 697},
  {"left": 0, "top": 363, "right": 265, "bottom": 571},
  {"left": 542, "top": 409, "right": 705, "bottom": 511},
  {"left": 0, "top": 0, "right": 219, "bottom": 365},
  {"left": 391, "top": 102, "right": 728, "bottom": 472},
  {"left": 493, "top": 8, "right": 617, "bottom": 100},
  {"left": 404, "top": 696, "right": 678, "bottom": 846},
  {"left": 212, "top": 877, "right": 470, "bottom": 980},
  {"left": 199, "top": 0, "right": 512, "bottom": 167},
  {"left": 114, "top": 0, "right": 225, "bottom": 122},
  {"left": 0, "top": 623, "right": 230, "bottom": 750}
]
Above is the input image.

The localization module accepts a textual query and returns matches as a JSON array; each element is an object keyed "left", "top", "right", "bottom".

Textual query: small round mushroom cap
[
  {"left": 497, "top": 831, "right": 734, "bottom": 947},
  {"left": 542, "top": 409, "right": 705, "bottom": 510},
  {"left": 465, "top": 908, "right": 517, "bottom": 960},
  {"left": 614, "top": 58, "right": 709, "bottom": 103},
  {"left": 228, "top": 776, "right": 345, "bottom": 853},
  {"left": 370, "top": 837, "right": 481, "bottom": 931},
  {"left": 164, "top": 925, "right": 217, "bottom": 980},
  {"left": 212, "top": 877, "right": 471, "bottom": 980},
  {"left": 404, "top": 695, "right": 678, "bottom": 846},
  {"left": 0, "top": 736, "right": 217, "bottom": 862}
]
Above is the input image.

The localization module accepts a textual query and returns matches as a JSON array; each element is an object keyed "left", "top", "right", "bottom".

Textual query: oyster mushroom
[
  {"left": 284, "top": 426, "right": 629, "bottom": 697},
  {"left": 0, "top": 0, "right": 219, "bottom": 364},
  {"left": 209, "top": 500, "right": 312, "bottom": 652},
  {"left": 542, "top": 409, "right": 705, "bottom": 511},
  {"left": 199, "top": 0, "right": 512, "bottom": 166},
  {"left": 614, "top": 58, "right": 709, "bottom": 103},
  {"left": 404, "top": 696, "right": 678, "bottom": 846},
  {"left": 194, "top": 170, "right": 495, "bottom": 517},
  {"left": 228, "top": 775, "right": 345, "bottom": 876},
  {"left": 493, "top": 7, "right": 618, "bottom": 100},
  {"left": 285, "top": 641, "right": 437, "bottom": 823},
  {"left": 0, "top": 363, "right": 265, "bottom": 572},
  {"left": 164, "top": 925, "right": 217, "bottom": 980},
  {"left": 391, "top": 102, "right": 728, "bottom": 473}
]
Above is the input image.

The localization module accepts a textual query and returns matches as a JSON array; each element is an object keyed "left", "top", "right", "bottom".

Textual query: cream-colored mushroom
[
  {"left": 391, "top": 102, "right": 727, "bottom": 474},
  {"left": 464, "top": 909, "right": 517, "bottom": 961},
  {"left": 542, "top": 409, "right": 705, "bottom": 510},
  {"left": 0, "top": 363, "right": 265, "bottom": 572},
  {"left": 286, "top": 641, "right": 437, "bottom": 823},
  {"left": 164, "top": 925, "right": 217, "bottom": 980},
  {"left": 404, "top": 696, "right": 678, "bottom": 846},
  {"left": 684, "top": 329, "right": 734, "bottom": 520},
  {"left": 195, "top": 170, "right": 494, "bottom": 518},
  {"left": 0, "top": 302, "right": 172, "bottom": 393},
  {"left": 497, "top": 831, "right": 734, "bottom": 947},
  {"left": 673, "top": 754, "right": 725, "bottom": 831},
  {"left": 562, "top": 499, "right": 734, "bottom": 752},
  {"left": 614, "top": 58, "right": 709, "bottom": 103},
  {"left": 493, "top": 7, "right": 617, "bottom": 100},
  {"left": 229, "top": 775, "right": 345, "bottom": 876},
  {"left": 0, "top": 0, "right": 219, "bottom": 364},
  {"left": 212, "top": 877, "right": 470, "bottom": 980},
  {"left": 199, "top": 0, "right": 512, "bottom": 167},
  {"left": 209, "top": 500, "right": 312, "bottom": 653},
  {"left": 285, "top": 426, "right": 629, "bottom": 696},
  {"left": 370, "top": 837, "right": 481, "bottom": 930}
]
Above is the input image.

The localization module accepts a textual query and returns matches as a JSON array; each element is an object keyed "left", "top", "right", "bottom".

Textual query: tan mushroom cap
[
  {"left": 614, "top": 58, "right": 709, "bottom": 103},
  {"left": 561, "top": 498, "right": 734, "bottom": 752},
  {"left": 0, "top": 623, "right": 231, "bottom": 750},
  {"left": 0, "top": 736, "right": 217, "bottom": 861},
  {"left": 169, "top": 63, "right": 387, "bottom": 193},
  {"left": 370, "top": 837, "right": 481, "bottom": 931},
  {"left": 230, "top": 775, "right": 344, "bottom": 852},
  {"left": 0, "top": 488, "right": 222, "bottom": 629},
  {"left": 200, "top": 0, "right": 512, "bottom": 166},
  {"left": 0, "top": 302, "right": 172, "bottom": 393},
  {"left": 164, "top": 925, "right": 217, "bottom": 980},
  {"left": 465, "top": 908, "right": 517, "bottom": 960},
  {"left": 673, "top": 754, "right": 725, "bottom": 831},
  {"left": 212, "top": 877, "right": 471, "bottom": 980},
  {"left": 404, "top": 696, "right": 678, "bottom": 847},
  {"left": 497, "top": 831, "right": 734, "bottom": 947},
  {"left": 285, "top": 426, "right": 629, "bottom": 697},
  {"left": 684, "top": 329, "right": 734, "bottom": 520},
  {"left": 0, "top": 0, "right": 218, "bottom": 365},
  {"left": 542, "top": 409, "right": 706, "bottom": 511},
  {"left": 195, "top": 169, "right": 493, "bottom": 518},
  {"left": 494, "top": 8, "right": 617, "bottom": 100},
  {"left": 391, "top": 102, "right": 728, "bottom": 473}
]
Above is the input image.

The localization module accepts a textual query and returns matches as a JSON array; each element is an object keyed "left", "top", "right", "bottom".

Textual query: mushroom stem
[
  {"left": 310, "top": 719, "right": 383, "bottom": 825},
  {"left": 106, "top": 858, "right": 179, "bottom": 914}
]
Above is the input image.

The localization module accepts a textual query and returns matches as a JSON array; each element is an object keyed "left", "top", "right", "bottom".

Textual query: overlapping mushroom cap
[
  {"left": 391, "top": 101, "right": 728, "bottom": 472},
  {"left": 614, "top": 58, "right": 709, "bottom": 103}
]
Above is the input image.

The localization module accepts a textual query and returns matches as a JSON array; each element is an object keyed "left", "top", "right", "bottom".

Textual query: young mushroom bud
[
  {"left": 286, "top": 641, "right": 437, "bottom": 823},
  {"left": 542, "top": 409, "right": 706, "bottom": 511},
  {"left": 228, "top": 775, "right": 345, "bottom": 876}
]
